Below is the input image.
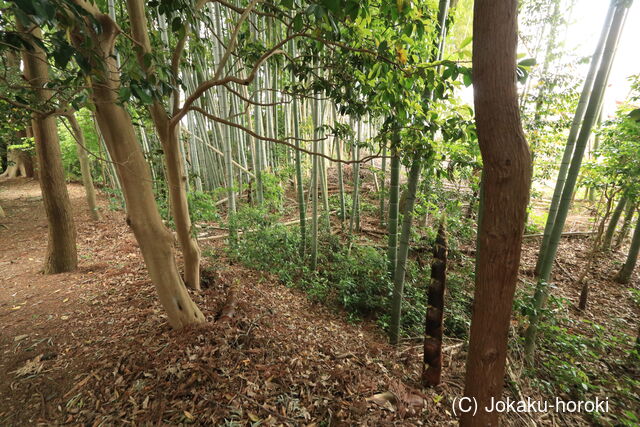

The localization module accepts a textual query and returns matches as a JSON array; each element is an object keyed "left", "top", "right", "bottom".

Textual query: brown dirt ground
[{"left": 0, "top": 177, "right": 638, "bottom": 426}]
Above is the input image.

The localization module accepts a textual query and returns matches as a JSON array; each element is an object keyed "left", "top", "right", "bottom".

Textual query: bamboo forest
[{"left": 1, "top": 0, "right": 640, "bottom": 424}]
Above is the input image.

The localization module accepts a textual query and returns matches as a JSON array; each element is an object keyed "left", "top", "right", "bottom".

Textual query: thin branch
[
  {"left": 189, "top": 106, "right": 384, "bottom": 164},
  {"left": 212, "top": 0, "right": 260, "bottom": 81},
  {"left": 172, "top": 32, "right": 297, "bottom": 127},
  {"left": 223, "top": 83, "right": 290, "bottom": 106}
]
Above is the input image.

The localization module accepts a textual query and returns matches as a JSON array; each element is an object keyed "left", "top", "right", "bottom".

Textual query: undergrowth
[
  {"left": 514, "top": 288, "right": 640, "bottom": 426},
  {"left": 223, "top": 205, "right": 475, "bottom": 340}
]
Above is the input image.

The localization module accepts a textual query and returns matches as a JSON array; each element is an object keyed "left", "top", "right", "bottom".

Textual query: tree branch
[{"left": 189, "top": 106, "right": 384, "bottom": 164}]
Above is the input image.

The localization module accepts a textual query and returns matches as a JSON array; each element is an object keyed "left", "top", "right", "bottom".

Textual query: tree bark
[
  {"left": 614, "top": 200, "right": 636, "bottom": 250},
  {"left": 422, "top": 220, "right": 447, "bottom": 387},
  {"left": 126, "top": 0, "right": 202, "bottom": 290},
  {"left": 602, "top": 195, "right": 626, "bottom": 251},
  {"left": 70, "top": 2, "right": 204, "bottom": 328},
  {"left": 0, "top": 148, "right": 34, "bottom": 179},
  {"left": 461, "top": 1, "right": 531, "bottom": 425},
  {"left": 577, "top": 194, "right": 613, "bottom": 310},
  {"left": 21, "top": 26, "right": 78, "bottom": 274},
  {"left": 614, "top": 211, "right": 640, "bottom": 284},
  {"left": 66, "top": 112, "right": 100, "bottom": 221}
]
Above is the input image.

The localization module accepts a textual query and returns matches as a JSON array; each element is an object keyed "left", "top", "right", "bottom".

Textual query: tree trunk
[
  {"left": 534, "top": 0, "right": 616, "bottom": 276},
  {"left": 349, "top": 120, "right": 361, "bottom": 234},
  {"left": 587, "top": 110, "right": 604, "bottom": 202},
  {"left": 292, "top": 60, "right": 306, "bottom": 255},
  {"left": 335, "top": 120, "right": 346, "bottom": 223},
  {"left": 614, "top": 212, "right": 640, "bottom": 284},
  {"left": 126, "top": 0, "right": 202, "bottom": 290},
  {"left": 0, "top": 53, "right": 34, "bottom": 179},
  {"left": 422, "top": 220, "right": 447, "bottom": 387},
  {"left": 164, "top": 125, "right": 202, "bottom": 289},
  {"left": 389, "top": 159, "right": 421, "bottom": 345},
  {"left": 460, "top": 0, "right": 532, "bottom": 425},
  {"left": 525, "top": 0, "right": 630, "bottom": 361},
  {"left": 310, "top": 95, "right": 319, "bottom": 270},
  {"left": 0, "top": 149, "right": 34, "bottom": 179},
  {"left": 614, "top": 200, "right": 635, "bottom": 250},
  {"left": 66, "top": 113, "right": 100, "bottom": 221},
  {"left": 21, "top": 26, "right": 78, "bottom": 274},
  {"left": 602, "top": 196, "right": 626, "bottom": 251},
  {"left": 387, "top": 139, "right": 400, "bottom": 277},
  {"left": 293, "top": 91, "right": 306, "bottom": 256},
  {"left": 379, "top": 145, "right": 387, "bottom": 225},
  {"left": 577, "top": 193, "right": 612, "bottom": 310},
  {"left": 71, "top": 2, "right": 204, "bottom": 328},
  {"left": 388, "top": 0, "right": 449, "bottom": 347}
]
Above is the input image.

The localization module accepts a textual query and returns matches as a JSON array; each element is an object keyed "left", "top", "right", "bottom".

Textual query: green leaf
[
  {"left": 459, "top": 35, "right": 472, "bottom": 49},
  {"left": 171, "top": 17, "right": 182, "bottom": 33},
  {"left": 52, "top": 44, "right": 75, "bottom": 69},
  {"left": 118, "top": 87, "right": 132, "bottom": 103},
  {"left": 323, "top": 0, "right": 341, "bottom": 14},
  {"left": 292, "top": 14, "right": 304, "bottom": 31},
  {"left": 463, "top": 72, "right": 472, "bottom": 87},
  {"left": 518, "top": 58, "right": 536, "bottom": 67},
  {"left": 628, "top": 108, "right": 640, "bottom": 122},
  {"left": 131, "top": 84, "right": 153, "bottom": 104}
]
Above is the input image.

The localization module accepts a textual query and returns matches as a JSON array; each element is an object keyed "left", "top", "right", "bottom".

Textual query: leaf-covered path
[
  {"left": 0, "top": 178, "right": 460, "bottom": 425},
  {"left": 1, "top": 178, "right": 638, "bottom": 425}
]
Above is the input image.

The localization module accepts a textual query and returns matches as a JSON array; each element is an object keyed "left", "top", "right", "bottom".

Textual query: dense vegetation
[{"left": 0, "top": 0, "right": 638, "bottom": 424}]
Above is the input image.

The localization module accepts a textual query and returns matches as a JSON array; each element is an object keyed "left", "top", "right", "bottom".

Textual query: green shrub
[{"left": 222, "top": 208, "right": 470, "bottom": 339}]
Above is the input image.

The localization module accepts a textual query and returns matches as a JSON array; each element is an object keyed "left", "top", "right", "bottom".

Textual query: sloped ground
[
  {"left": 0, "top": 177, "right": 638, "bottom": 426},
  {"left": 0, "top": 178, "right": 459, "bottom": 425}
]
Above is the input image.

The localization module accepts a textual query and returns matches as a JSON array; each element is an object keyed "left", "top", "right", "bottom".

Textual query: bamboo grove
[{"left": 1, "top": 0, "right": 639, "bottom": 424}]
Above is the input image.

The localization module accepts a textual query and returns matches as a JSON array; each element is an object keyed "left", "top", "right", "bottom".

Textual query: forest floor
[{"left": 1, "top": 177, "right": 638, "bottom": 426}]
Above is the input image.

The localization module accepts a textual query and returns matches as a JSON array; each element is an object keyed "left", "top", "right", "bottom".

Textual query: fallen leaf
[
  {"left": 14, "top": 355, "right": 43, "bottom": 377},
  {"left": 366, "top": 391, "right": 398, "bottom": 411}
]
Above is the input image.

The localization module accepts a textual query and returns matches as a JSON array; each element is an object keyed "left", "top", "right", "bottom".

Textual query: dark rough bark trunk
[
  {"left": 422, "top": 220, "right": 447, "bottom": 387},
  {"left": 21, "top": 26, "right": 78, "bottom": 274},
  {"left": 461, "top": 1, "right": 532, "bottom": 425}
]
